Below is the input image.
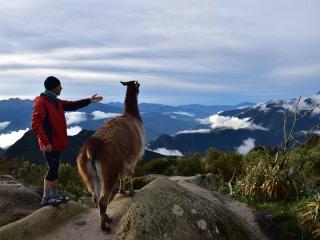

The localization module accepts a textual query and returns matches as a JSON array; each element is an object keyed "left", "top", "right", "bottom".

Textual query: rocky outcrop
[
  {"left": 0, "top": 201, "right": 86, "bottom": 240},
  {"left": 0, "top": 175, "right": 268, "bottom": 240},
  {"left": 115, "top": 177, "right": 267, "bottom": 240},
  {"left": 0, "top": 175, "right": 41, "bottom": 227}
]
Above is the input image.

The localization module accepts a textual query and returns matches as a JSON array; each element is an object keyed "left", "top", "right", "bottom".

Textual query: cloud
[
  {"left": 237, "top": 138, "right": 255, "bottom": 155},
  {"left": 67, "top": 126, "right": 82, "bottom": 136},
  {"left": 65, "top": 112, "right": 87, "bottom": 125},
  {"left": 171, "top": 111, "right": 195, "bottom": 117},
  {"left": 0, "top": 0, "right": 319, "bottom": 105},
  {"left": 271, "top": 63, "right": 320, "bottom": 78},
  {"left": 281, "top": 94, "right": 320, "bottom": 113},
  {"left": 151, "top": 147, "right": 183, "bottom": 157},
  {"left": 198, "top": 114, "right": 268, "bottom": 131},
  {"left": 0, "top": 121, "right": 11, "bottom": 130},
  {"left": 312, "top": 107, "right": 320, "bottom": 115},
  {"left": 91, "top": 111, "right": 121, "bottom": 120},
  {"left": 176, "top": 129, "right": 211, "bottom": 135},
  {"left": 256, "top": 104, "right": 270, "bottom": 112},
  {"left": 0, "top": 128, "right": 29, "bottom": 149}
]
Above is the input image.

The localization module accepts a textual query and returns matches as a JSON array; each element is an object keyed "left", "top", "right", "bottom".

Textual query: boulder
[
  {"left": 114, "top": 177, "right": 267, "bottom": 240},
  {"left": 0, "top": 201, "right": 87, "bottom": 240},
  {"left": 0, "top": 175, "right": 42, "bottom": 227}
]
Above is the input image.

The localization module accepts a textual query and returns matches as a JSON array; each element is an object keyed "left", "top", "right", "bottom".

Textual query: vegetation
[
  {"left": 1, "top": 135, "right": 320, "bottom": 238},
  {"left": 296, "top": 193, "right": 320, "bottom": 239},
  {"left": 0, "top": 156, "right": 87, "bottom": 197}
]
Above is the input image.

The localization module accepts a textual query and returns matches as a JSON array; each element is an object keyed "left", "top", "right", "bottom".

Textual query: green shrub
[
  {"left": 236, "top": 153, "right": 303, "bottom": 202},
  {"left": 16, "top": 161, "right": 46, "bottom": 186},
  {"left": 296, "top": 193, "right": 320, "bottom": 239},
  {"left": 58, "top": 163, "right": 87, "bottom": 197},
  {"left": 204, "top": 148, "right": 242, "bottom": 181},
  {"left": 173, "top": 153, "right": 204, "bottom": 176},
  {"left": 6, "top": 159, "right": 86, "bottom": 197},
  {"left": 0, "top": 156, "right": 24, "bottom": 175},
  {"left": 138, "top": 158, "right": 175, "bottom": 175}
]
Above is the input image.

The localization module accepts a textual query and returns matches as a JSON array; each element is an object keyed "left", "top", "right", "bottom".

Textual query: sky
[{"left": 0, "top": 0, "right": 319, "bottom": 105}]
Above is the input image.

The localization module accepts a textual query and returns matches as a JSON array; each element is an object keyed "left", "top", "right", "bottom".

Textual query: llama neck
[{"left": 124, "top": 91, "right": 142, "bottom": 122}]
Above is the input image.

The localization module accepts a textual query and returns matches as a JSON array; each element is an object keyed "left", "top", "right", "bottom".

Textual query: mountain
[
  {"left": 0, "top": 98, "right": 34, "bottom": 132},
  {"left": 0, "top": 148, "right": 4, "bottom": 156},
  {"left": 148, "top": 93, "right": 320, "bottom": 154},
  {"left": 0, "top": 98, "right": 253, "bottom": 143},
  {"left": 4, "top": 130, "right": 166, "bottom": 165}
]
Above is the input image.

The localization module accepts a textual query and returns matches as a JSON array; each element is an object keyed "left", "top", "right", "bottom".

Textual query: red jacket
[{"left": 32, "top": 94, "right": 91, "bottom": 151}]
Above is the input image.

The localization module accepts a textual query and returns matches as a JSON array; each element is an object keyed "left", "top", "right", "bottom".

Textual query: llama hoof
[
  {"left": 101, "top": 224, "right": 111, "bottom": 233},
  {"left": 119, "top": 189, "right": 126, "bottom": 194},
  {"left": 105, "top": 216, "right": 113, "bottom": 224}
]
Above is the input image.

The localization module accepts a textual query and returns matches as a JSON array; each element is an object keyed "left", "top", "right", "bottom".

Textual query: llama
[{"left": 77, "top": 80, "right": 144, "bottom": 232}]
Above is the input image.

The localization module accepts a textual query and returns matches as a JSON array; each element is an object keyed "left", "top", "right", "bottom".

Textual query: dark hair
[{"left": 44, "top": 76, "right": 61, "bottom": 90}]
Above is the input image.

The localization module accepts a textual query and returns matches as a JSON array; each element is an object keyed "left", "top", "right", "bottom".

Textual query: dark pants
[{"left": 43, "top": 151, "right": 61, "bottom": 181}]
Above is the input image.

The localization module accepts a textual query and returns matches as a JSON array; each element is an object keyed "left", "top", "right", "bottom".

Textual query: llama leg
[
  {"left": 98, "top": 196, "right": 109, "bottom": 233},
  {"left": 98, "top": 194, "right": 111, "bottom": 233},
  {"left": 86, "top": 161, "right": 100, "bottom": 208},
  {"left": 92, "top": 194, "right": 98, "bottom": 208},
  {"left": 119, "top": 177, "right": 125, "bottom": 194},
  {"left": 128, "top": 168, "right": 135, "bottom": 196},
  {"left": 129, "top": 176, "right": 134, "bottom": 196}
]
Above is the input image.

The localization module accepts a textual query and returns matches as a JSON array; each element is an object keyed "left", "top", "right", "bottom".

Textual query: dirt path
[{"left": 37, "top": 194, "right": 131, "bottom": 240}]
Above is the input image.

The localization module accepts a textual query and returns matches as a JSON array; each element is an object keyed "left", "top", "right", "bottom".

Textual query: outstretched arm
[
  {"left": 90, "top": 94, "right": 103, "bottom": 103},
  {"left": 61, "top": 94, "right": 103, "bottom": 111}
]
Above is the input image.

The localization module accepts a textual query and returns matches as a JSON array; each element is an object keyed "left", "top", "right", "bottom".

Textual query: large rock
[
  {"left": 0, "top": 175, "right": 42, "bottom": 227},
  {"left": 0, "top": 201, "right": 86, "bottom": 240},
  {"left": 115, "top": 177, "right": 267, "bottom": 240}
]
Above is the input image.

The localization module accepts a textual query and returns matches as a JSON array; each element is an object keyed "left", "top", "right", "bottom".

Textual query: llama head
[{"left": 120, "top": 80, "right": 140, "bottom": 93}]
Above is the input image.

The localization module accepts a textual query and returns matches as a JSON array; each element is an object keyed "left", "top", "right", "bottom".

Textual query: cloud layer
[
  {"left": 198, "top": 114, "right": 268, "bottom": 131},
  {"left": 67, "top": 126, "right": 82, "bottom": 136},
  {"left": 237, "top": 138, "right": 255, "bottom": 155},
  {"left": 151, "top": 147, "right": 183, "bottom": 156},
  {"left": 176, "top": 129, "right": 211, "bottom": 135},
  {"left": 65, "top": 112, "right": 87, "bottom": 125},
  {"left": 91, "top": 111, "right": 121, "bottom": 120},
  {"left": 0, "top": 0, "right": 319, "bottom": 104},
  {"left": 0, "top": 128, "right": 29, "bottom": 149},
  {"left": 0, "top": 121, "right": 11, "bottom": 130}
]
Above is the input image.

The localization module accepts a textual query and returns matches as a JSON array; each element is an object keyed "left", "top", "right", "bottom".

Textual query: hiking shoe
[
  {"left": 41, "top": 197, "right": 63, "bottom": 207},
  {"left": 56, "top": 195, "right": 71, "bottom": 203}
]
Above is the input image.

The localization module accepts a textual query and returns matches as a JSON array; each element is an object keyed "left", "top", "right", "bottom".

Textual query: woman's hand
[
  {"left": 44, "top": 144, "right": 52, "bottom": 152},
  {"left": 90, "top": 94, "right": 103, "bottom": 103}
]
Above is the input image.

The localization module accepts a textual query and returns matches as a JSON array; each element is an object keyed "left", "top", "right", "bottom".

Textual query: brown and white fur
[{"left": 77, "top": 81, "right": 144, "bottom": 232}]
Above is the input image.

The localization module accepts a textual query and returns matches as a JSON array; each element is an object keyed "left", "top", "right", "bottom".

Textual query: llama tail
[
  {"left": 77, "top": 137, "right": 106, "bottom": 193},
  {"left": 77, "top": 138, "right": 97, "bottom": 193}
]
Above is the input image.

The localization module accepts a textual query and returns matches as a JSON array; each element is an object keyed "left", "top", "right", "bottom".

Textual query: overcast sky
[{"left": 0, "top": 0, "right": 319, "bottom": 105}]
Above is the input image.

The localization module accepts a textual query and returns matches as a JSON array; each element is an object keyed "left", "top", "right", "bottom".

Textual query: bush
[
  {"left": 138, "top": 158, "right": 175, "bottom": 176},
  {"left": 16, "top": 161, "right": 46, "bottom": 186},
  {"left": 173, "top": 153, "right": 204, "bottom": 176},
  {"left": 0, "top": 156, "right": 24, "bottom": 175},
  {"left": 204, "top": 148, "right": 242, "bottom": 181},
  {"left": 296, "top": 193, "right": 320, "bottom": 239},
  {"left": 3, "top": 159, "right": 87, "bottom": 197},
  {"left": 58, "top": 163, "right": 87, "bottom": 197},
  {"left": 236, "top": 153, "right": 303, "bottom": 202}
]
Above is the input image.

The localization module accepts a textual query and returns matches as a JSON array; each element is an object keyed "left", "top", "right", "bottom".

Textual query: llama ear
[{"left": 120, "top": 81, "right": 127, "bottom": 86}]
